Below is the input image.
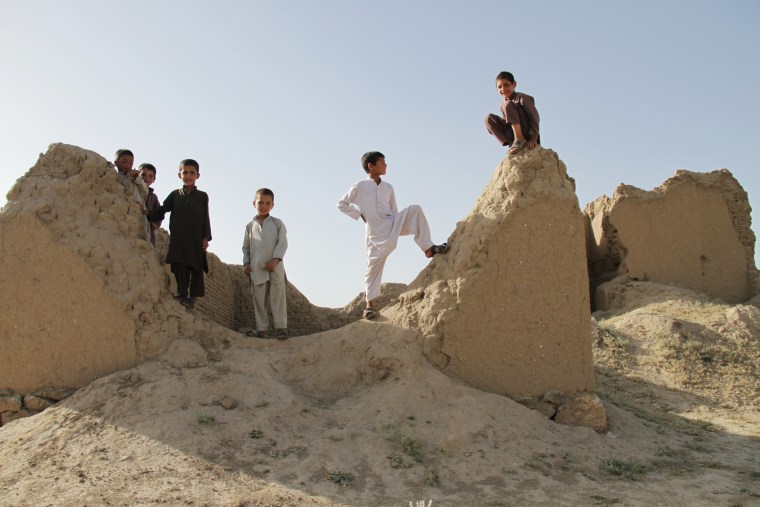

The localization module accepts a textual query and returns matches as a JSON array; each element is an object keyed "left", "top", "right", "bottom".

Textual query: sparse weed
[
  {"left": 248, "top": 429, "right": 264, "bottom": 439},
  {"left": 601, "top": 459, "right": 651, "bottom": 480},
  {"left": 326, "top": 471, "right": 353, "bottom": 487},
  {"left": 591, "top": 495, "right": 620, "bottom": 505},
  {"left": 424, "top": 467, "right": 439, "bottom": 487},
  {"left": 380, "top": 421, "right": 395, "bottom": 440},
  {"left": 401, "top": 433, "right": 424, "bottom": 462},
  {"left": 197, "top": 413, "right": 215, "bottom": 425},
  {"left": 388, "top": 455, "right": 412, "bottom": 469},
  {"left": 255, "top": 400, "right": 269, "bottom": 408}
]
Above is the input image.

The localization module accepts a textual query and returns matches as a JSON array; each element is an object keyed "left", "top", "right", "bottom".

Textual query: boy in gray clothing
[{"left": 243, "top": 188, "right": 288, "bottom": 340}]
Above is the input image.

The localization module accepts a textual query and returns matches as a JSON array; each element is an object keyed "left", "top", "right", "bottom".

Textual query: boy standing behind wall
[
  {"left": 139, "top": 163, "right": 162, "bottom": 245},
  {"left": 149, "top": 159, "right": 211, "bottom": 309},
  {"left": 243, "top": 188, "right": 289, "bottom": 340},
  {"left": 113, "top": 148, "right": 150, "bottom": 241}
]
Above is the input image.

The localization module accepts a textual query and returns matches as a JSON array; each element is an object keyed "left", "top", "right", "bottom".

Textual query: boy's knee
[{"left": 485, "top": 113, "right": 501, "bottom": 126}]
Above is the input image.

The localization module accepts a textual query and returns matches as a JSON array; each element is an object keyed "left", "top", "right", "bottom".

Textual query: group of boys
[
  {"left": 112, "top": 70, "right": 538, "bottom": 337},
  {"left": 113, "top": 151, "right": 212, "bottom": 314},
  {"left": 340, "top": 70, "right": 539, "bottom": 320}
]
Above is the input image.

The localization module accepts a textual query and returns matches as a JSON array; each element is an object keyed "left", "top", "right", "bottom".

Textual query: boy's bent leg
[
  {"left": 503, "top": 102, "right": 532, "bottom": 143},
  {"left": 485, "top": 113, "right": 514, "bottom": 146},
  {"left": 269, "top": 269, "right": 287, "bottom": 330},
  {"left": 252, "top": 282, "right": 270, "bottom": 332},
  {"left": 398, "top": 205, "right": 434, "bottom": 252}
]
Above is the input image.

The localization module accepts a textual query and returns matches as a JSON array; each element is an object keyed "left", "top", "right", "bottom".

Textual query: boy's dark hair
[
  {"left": 138, "top": 163, "right": 156, "bottom": 175},
  {"left": 495, "top": 71, "right": 515, "bottom": 83},
  {"left": 361, "top": 151, "right": 385, "bottom": 173},
  {"left": 115, "top": 149, "right": 134, "bottom": 160},
  {"left": 179, "top": 159, "right": 200, "bottom": 172},
  {"left": 255, "top": 188, "right": 275, "bottom": 199}
]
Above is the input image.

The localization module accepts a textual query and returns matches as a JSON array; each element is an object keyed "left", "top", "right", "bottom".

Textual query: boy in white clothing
[
  {"left": 243, "top": 188, "right": 289, "bottom": 339},
  {"left": 338, "top": 151, "right": 449, "bottom": 320}
]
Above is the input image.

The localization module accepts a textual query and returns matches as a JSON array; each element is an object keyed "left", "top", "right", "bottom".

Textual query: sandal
[
  {"left": 508, "top": 139, "right": 526, "bottom": 154},
  {"left": 276, "top": 329, "right": 289, "bottom": 340},
  {"left": 247, "top": 330, "right": 267, "bottom": 338},
  {"left": 429, "top": 242, "right": 450, "bottom": 256},
  {"left": 363, "top": 308, "right": 377, "bottom": 320}
]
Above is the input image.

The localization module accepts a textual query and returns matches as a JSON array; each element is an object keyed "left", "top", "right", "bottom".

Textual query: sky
[{"left": 1, "top": 0, "right": 758, "bottom": 308}]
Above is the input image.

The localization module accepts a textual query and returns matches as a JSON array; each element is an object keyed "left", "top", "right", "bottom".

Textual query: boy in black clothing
[{"left": 149, "top": 159, "right": 211, "bottom": 309}]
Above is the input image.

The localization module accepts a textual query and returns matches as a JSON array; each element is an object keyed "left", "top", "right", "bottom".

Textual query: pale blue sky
[{"left": 1, "top": 1, "right": 758, "bottom": 307}]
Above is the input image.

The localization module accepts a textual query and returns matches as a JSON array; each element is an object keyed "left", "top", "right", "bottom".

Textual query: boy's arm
[
  {"left": 272, "top": 220, "right": 288, "bottom": 261},
  {"left": 388, "top": 185, "right": 398, "bottom": 215},
  {"left": 522, "top": 95, "right": 540, "bottom": 146},
  {"left": 147, "top": 193, "right": 163, "bottom": 227},
  {"left": 242, "top": 222, "right": 252, "bottom": 275},
  {"left": 147, "top": 191, "right": 172, "bottom": 222},
  {"left": 133, "top": 176, "right": 149, "bottom": 203},
  {"left": 337, "top": 184, "right": 363, "bottom": 221},
  {"left": 203, "top": 193, "right": 212, "bottom": 246}
]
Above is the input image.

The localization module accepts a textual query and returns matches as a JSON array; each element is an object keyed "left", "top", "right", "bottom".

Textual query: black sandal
[{"left": 430, "top": 242, "right": 450, "bottom": 256}]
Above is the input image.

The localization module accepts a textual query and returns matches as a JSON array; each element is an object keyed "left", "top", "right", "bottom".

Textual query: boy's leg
[
  {"left": 485, "top": 113, "right": 514, "bottom": 146},
  {"left": 503, "top": 102, "right": 532, "bottom": 145},
  {"left": 398, "top": 205, "right": 435, "bottom": 252},
  {"left": 252, "top": 282, "right": 270, "bottom": 332},
  {"left": 365, "top": 253, "right": 388, "bottom": 304},
  {"left": 188, "top": 267, "right": 205, "bottom": 299},
  {"left": 269, "top": 268, "right": 287, "bottom": 330},
  {"left": 171, "top": 263, "right": 190, "bottom": 297}
]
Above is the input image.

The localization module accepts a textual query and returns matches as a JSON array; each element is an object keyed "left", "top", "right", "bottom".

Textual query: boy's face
[
  {"left": 254, "top": 194, "right": 274, "bottom": 216},
  {"left": 178, "top": 165, "right": 199, "bottom": 186},
  {"left": 140, "top": 169, "right": 156, "bottom": 186},
  {"left": 496, "top": 79, "right": 516, "bottom": 99},
  {"left": 368, "top": 157, "right": 387, "bottom": 177},
  {"left": 115, "top": 154, "right": 134, "bottom": 174}
]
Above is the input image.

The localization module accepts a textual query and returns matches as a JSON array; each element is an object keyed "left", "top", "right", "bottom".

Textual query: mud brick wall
[{"left": 155, "top": 230, "right": 359, "bottom": 337}]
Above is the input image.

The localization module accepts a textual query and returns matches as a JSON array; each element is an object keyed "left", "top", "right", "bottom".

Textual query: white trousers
[
  {"left": 365, "top": 204, "right": 434, "bottom": 303},
  {"left": 252, "top": 271, "right": 287, "bottom": 331}
]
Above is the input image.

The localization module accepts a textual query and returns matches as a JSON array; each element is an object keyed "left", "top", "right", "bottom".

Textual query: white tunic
[{"left": 338, "top": 178, "right": 433, "bottom": 302}]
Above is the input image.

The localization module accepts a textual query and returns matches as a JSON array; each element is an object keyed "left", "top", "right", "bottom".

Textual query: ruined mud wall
[
  {"left": 154, "top": 230, "right": 364, "bottom": 336},
  {"left": 0, "top": 143, "right": 361, "bottom": 397},
  {"left": 585, "top": 169, "right": 756, "bottom": 307},
  {"left": 387, "top": 149, "right": 594, "bottom": 399}
]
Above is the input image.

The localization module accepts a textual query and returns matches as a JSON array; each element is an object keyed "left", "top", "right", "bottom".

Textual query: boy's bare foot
[{"left": 425, "top": 242, "right": 450, "bottom": 258}]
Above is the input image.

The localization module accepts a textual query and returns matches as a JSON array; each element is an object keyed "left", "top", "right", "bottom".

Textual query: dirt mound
[
  {"left": 1, "top": 146, "right": 759, "bottom": 505},
  {"left": 2, "top": 285, "right": 759, "bottom": 505}
]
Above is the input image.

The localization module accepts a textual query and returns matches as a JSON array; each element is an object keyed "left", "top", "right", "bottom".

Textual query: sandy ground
[{"left": 1, "top": 280, "right": 758, "bottom": 507}]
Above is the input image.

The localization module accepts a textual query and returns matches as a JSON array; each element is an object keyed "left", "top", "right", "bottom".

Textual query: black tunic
[{"left": 150, "top": 186, "right": 211, "bottom": 270}]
